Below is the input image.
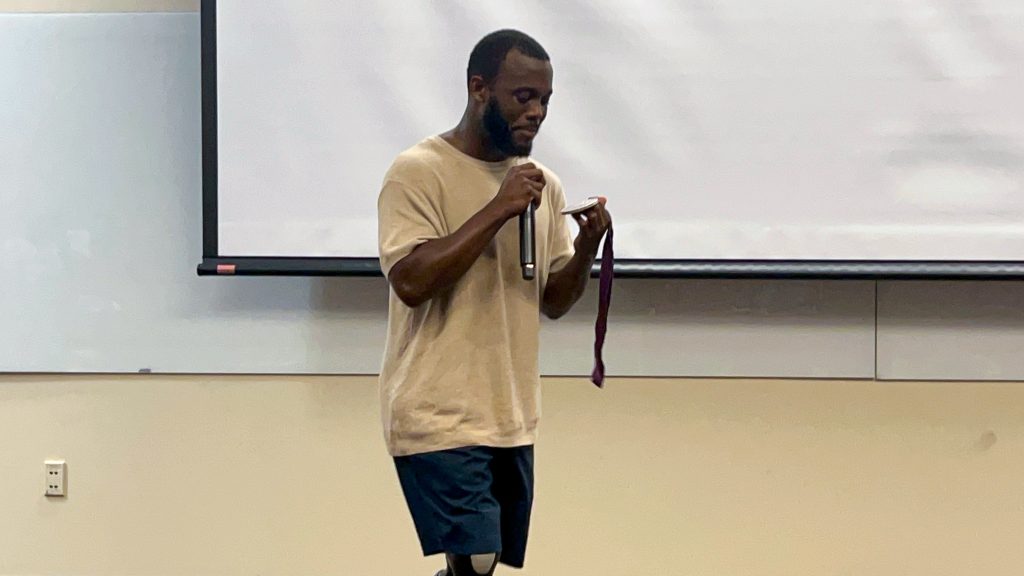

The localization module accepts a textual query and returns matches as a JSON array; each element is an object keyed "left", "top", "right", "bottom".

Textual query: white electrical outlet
[{"left": 45, "top": 460, "right": 66, "bottom": 497}]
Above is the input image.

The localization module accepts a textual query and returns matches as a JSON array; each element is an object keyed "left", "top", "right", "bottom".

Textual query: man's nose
[{"left": 524, "top": 101, "right": 545, "bottom": 123}]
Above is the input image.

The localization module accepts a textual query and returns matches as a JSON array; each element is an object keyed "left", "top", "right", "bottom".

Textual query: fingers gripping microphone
[{"left": 520, "top": 203, "right": 536, "bottom": 280}]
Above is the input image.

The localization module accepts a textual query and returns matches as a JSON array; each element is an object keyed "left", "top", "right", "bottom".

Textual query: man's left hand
[{"left": 571, "top": 196, "right": 612, "bottom": 255}]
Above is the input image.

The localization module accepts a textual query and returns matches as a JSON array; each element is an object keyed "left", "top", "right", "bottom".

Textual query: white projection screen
[{"left": 200, "top": 0, "right": 1024, "bottom": 278}]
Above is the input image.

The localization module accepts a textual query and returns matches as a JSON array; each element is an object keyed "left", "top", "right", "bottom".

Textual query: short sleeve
[
  {"left": 546, "top": 172, "right": 576, "bottom": 273},
  {"left": 377, "top": 175, "right": 444, "bottom": 277}
]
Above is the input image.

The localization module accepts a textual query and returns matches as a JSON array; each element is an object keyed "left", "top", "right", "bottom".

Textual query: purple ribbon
[{"left": 591, "top": 227, "right": 613, "bottom": 387}]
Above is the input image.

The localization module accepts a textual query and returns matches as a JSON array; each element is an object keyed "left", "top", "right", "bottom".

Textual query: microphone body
[{"left": 520, "top": 203, "right": 536, "bottom": 280}]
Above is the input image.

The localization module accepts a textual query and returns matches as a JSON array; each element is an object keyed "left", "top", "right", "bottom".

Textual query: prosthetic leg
[{"left": 435, "top": 552, "right": 499, "bottom": 576}]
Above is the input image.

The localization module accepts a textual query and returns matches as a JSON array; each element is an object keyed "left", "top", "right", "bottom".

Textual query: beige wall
[{"left": 2, "top": 374, "right": 1022, "bottom": 575}]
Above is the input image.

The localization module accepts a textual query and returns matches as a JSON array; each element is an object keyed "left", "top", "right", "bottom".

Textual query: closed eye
[{"left": 513, "top": 89, "right": 553, "bottom": 106}]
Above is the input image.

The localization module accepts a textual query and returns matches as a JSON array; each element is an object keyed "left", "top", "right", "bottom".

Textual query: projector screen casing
[{"left": 199, "top": 0, "right": 1024, "bottom": 279}]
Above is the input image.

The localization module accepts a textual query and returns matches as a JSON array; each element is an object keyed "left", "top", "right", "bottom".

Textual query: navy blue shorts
[{"left": 393, "top": 445, "right": 534, "bottom": 568}]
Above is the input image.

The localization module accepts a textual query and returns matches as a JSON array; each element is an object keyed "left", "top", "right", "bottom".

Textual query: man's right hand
[
  {"left": 490, "top": 163, "right": 546, "bottom": 220},
  {"left": 387, "top": 163, "right": 546, "bottom": 308}
]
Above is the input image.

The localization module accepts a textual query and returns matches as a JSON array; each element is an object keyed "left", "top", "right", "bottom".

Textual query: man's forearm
[
  {"left": 388, "top": 203, "right": 508, "bottom": 307},
  {"left": 541, "top": 245, "right": 597, "bottom": 319}
]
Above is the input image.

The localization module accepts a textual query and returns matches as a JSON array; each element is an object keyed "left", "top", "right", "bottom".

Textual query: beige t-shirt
[{"left": 377, "top": 135, "right": 576, "bottom": 457}]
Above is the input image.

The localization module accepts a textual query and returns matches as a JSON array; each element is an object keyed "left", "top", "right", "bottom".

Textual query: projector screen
[{"left": 201, "top": 0, "right": 1024, "bottom": 278}]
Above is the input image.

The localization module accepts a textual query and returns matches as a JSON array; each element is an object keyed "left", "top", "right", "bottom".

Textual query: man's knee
[{"left": 446, "top": 552, "right": 499, "bottom": 576}]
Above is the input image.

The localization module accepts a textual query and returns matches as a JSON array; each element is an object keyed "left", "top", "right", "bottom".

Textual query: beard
[{"left": 483, "top": 96, "right": 532, "bottom": 157}]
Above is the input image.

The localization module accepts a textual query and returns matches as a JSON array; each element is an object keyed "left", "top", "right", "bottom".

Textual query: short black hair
[{"left": 467, "top": 29, "right": 550, "bottom": 84}]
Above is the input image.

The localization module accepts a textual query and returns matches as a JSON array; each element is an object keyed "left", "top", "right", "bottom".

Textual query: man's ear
[{"left": 468, "top": 75, "right": 489, "bottom": 104}]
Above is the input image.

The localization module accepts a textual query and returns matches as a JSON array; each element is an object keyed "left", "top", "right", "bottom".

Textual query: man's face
[{"left": 480, "top": 49, "right": 553, "bottom": 158}]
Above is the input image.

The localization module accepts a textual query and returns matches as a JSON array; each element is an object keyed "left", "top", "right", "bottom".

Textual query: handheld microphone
[{"left": 520, "top": 203, "right": 536, "bottom": 280}]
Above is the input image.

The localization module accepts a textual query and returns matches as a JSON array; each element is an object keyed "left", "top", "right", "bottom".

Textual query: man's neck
[{"left": 442, "top": 115, "right": 508, "bottom": 163}]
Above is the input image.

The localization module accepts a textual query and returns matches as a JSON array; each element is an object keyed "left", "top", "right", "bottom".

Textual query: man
[{"left": 377, "top": 29, "right": 611, "bottom": 576}]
